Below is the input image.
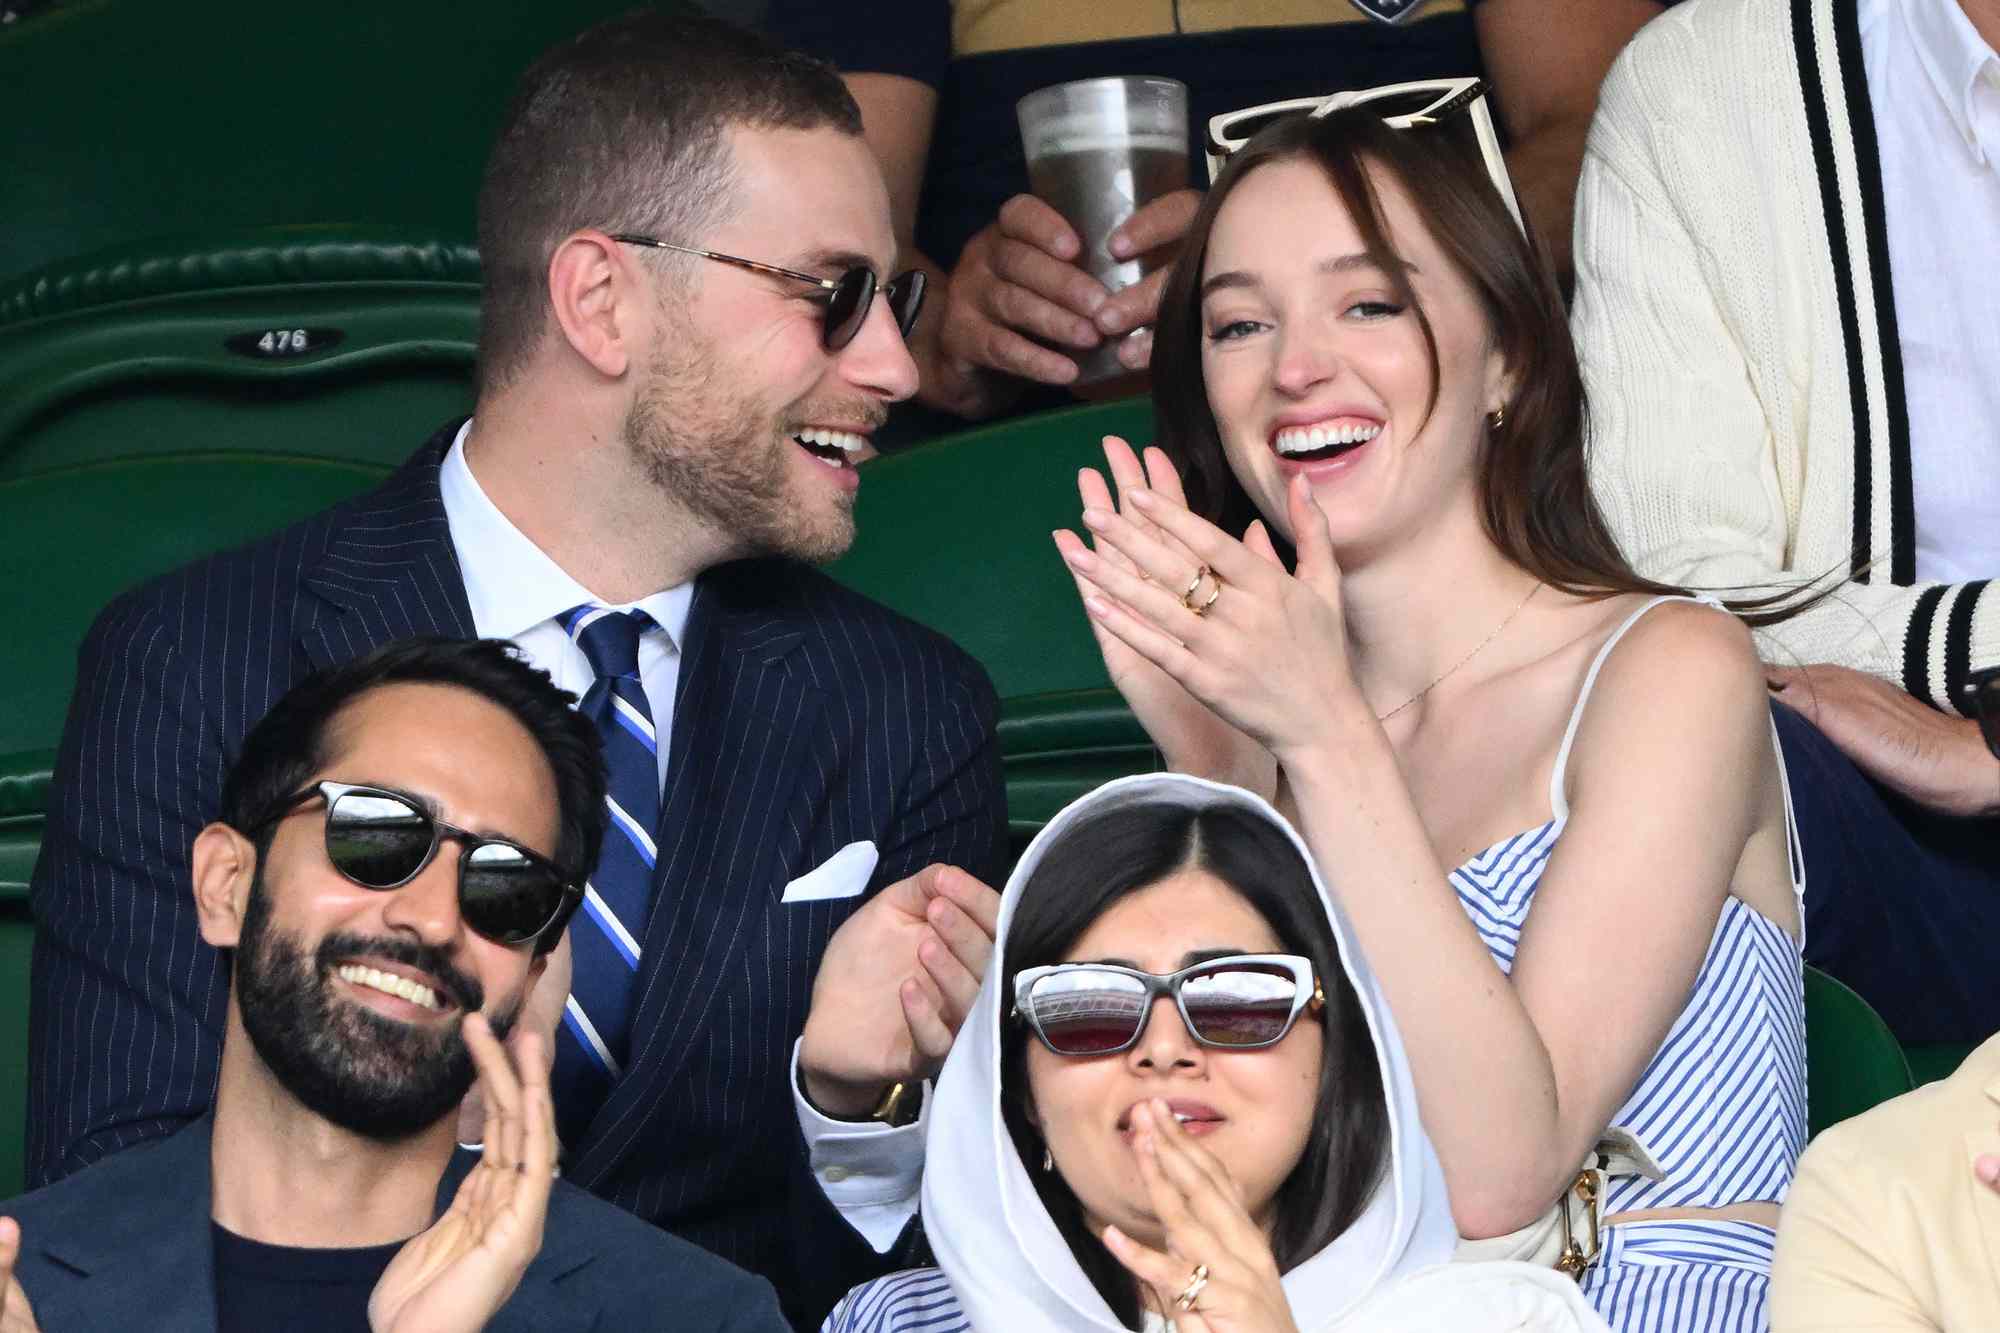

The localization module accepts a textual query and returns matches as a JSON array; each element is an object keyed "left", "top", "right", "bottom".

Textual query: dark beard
[
  {"left": 234, "top": 880, "right": 522, "bottom": 1143},
  {"left": 620, "top": 319, "right": 867, "bottom": 566}
]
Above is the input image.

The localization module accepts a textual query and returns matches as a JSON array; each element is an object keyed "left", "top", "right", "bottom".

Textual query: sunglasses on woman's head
[
  {"left": 610, "top": 233, "right": 926, "bottom": 350},
  {"left": 1203, "top": 77, "right": 1526, "bottom": 235},
  {"left": 254, "top": 781, "right": 582, "bottom": 946},
  {"left": 1962, "top": 665, "right": 2000, "bottom": 761},
  {"left": 1012, "top": 954, "right": 1325, "bottom": 1056}
]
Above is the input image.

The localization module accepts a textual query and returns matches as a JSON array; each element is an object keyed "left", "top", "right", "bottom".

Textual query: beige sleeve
[{"left": 1771, "top": 1136, "right": 1939, "bottom": 1331}]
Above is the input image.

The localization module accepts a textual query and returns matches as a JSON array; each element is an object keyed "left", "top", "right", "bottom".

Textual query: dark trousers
[{"left": 1775, "top": 701, "right": 2000, "bottom": 1044}]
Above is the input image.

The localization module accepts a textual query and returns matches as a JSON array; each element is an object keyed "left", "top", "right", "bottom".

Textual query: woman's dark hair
[
  {"left": 1152, "top": 107, "right": 1694, "bottom": 608},
  {"left": 218, "top": 637, "right": 607, "bottom": 954},
  {"left": 999, "top": 799, "right": 1388, "bottom": 1329}
]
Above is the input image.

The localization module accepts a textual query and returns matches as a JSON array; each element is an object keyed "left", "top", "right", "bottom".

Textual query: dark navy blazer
[
  {"left": 25, "top": 424, "right": 1007, "bottom": 1325},
  {"left": 3, "top": 1114, "right": 789, "bottom": 1332}
]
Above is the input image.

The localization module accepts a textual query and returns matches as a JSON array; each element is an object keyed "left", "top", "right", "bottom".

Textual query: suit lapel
[
  {"left": 299, "top": 424, "right": 475, "bottom": 670},
  {"left": 568, "top": 566, "right": 823, "bottom": 1180},
  {"left": 32, "top": 1120, "right": 219, "bottom": 1331}
]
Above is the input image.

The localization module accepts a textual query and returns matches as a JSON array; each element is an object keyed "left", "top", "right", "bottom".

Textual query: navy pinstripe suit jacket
[{"left": 25, "top": 424, "right": 1007, "bottom": 1324}]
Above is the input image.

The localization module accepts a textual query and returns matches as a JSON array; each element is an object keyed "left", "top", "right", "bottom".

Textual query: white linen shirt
[
  {"left": 1865, "top": 0, "right": 2000, "bottom": 583},
  {"left": 438, "top": 420, "right": 920, "bottom": 1252}
]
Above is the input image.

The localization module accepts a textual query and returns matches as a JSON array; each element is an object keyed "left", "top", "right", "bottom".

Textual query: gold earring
[{"left": 1488, "top": 405, "right": 1507, "bottom": 431}]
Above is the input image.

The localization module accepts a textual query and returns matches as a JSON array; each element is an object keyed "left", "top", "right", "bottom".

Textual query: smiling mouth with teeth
[
  {"left": 335, "top": 962, "right": 447, "bottom": 1014},
  {"left": 792, "top": 427, "right": 867, "bottom": 470},
  {"left": 1272, "top": 421, "right": 1383, "bottom": 462}
]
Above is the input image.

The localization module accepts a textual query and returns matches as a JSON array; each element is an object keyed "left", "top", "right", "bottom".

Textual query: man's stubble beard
[{"left": 621, "top": 315, "right": 860, "bottom": 567}]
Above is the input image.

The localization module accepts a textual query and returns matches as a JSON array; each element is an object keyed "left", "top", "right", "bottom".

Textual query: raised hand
[
  {"left": 1055, "top": 438, "right": 1278, "bottom": 798},
  {"left": 798, "top": 865, "right": 1001, "bottom": 1117},
  {"left": 0, "top": 1219, "right": 43, "bottom": 1333},
  {"left": 1061, "top": 472, "right": 1366, "bottom": 766},
  {"left": 1100, "top": 1101, "right": 1299, "bottom": 1333},
  {"left": 369, "top": 1015, "right": 555, "bottom": 1333},
  {"left": 459, "top": 932, "right": 568, "bottom": 1145}
]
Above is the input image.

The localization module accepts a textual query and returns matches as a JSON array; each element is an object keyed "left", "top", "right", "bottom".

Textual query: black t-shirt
[{"left": 212, "top": 1222, "right": 404, "bottom": 1333}]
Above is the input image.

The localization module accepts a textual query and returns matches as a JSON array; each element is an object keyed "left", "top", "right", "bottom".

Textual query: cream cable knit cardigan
[{"left": 1573, "top": 0, "right": 1996, "bottom": 715}]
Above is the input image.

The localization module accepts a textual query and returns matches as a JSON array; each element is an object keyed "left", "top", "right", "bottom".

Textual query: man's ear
[
  {"left": 546, "top": 229, "right": 649, "bottom": 380},
  {"left": 191, "top": 823, "right": 257, "bottom": 949}
]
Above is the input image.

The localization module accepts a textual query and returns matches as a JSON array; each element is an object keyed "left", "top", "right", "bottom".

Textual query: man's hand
[
  {"left": 458, "top": 932, "right": 569, "bottom": 1145},
  {"left": 1, "top": 1218, "right": 44, "bottom": 1333},
  {"left": 1768, "top": 663, "right": 2000, "bottom": 816},
  {"left": 370, "top": 1016, "right": 555, "bottom": 1333},
  {"left": 797, "top": 864, "right": 1000, "bottom": 1118},
  {"left": 928, "top": 189, "right": 1200, "bottom": 419}
]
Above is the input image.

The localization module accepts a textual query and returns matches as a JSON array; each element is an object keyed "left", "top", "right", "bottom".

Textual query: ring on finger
[
  {"left": 1176, "top": 567, "right": 1206, "bottom": 605},
  {"left": 1175, "top": 1264, "right": 1211, "bottom": 1312},
  {"left": 1182, "top": 568, "right": 1225, "bottom": 617}
]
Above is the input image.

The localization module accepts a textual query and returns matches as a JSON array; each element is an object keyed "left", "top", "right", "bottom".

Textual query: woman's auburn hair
[
  {"left": 1150, "top": 107, "right": 1684, "bottom": 605},
  {"left": 996, "top": 799, "right": 1389, "bottom": 1330}
]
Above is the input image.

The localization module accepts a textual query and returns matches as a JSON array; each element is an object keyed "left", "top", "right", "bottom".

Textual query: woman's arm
[{"left": 1067, "top": 481, "right": 1778, "bottom": 1236}]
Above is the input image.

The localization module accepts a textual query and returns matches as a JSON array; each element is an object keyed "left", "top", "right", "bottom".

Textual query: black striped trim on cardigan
[
  {"left": 1904, "top": 585, "right": 1949, "bottom": 710},
  {"left": 1944, "top": 581, "right": 1990, "bottom": 710},
  {"left": 1830, "top": 0, "right": 1916, "bottom": 585},
  {"left": 1792, "top": 0, "right": 1876, "bottom": 585}
]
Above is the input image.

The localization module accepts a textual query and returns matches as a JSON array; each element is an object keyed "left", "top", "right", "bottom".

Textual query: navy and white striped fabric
[
  {"left": 551, "top": 604, "right": 661, "bottom": 1142},
  {"left": 821, "top": 1267, "right": 968, "bottom": 1333},
  {"left": 1448, "top": 596, "right": 1806, "bottom": 1332},
  {"left": 25, "top": 425, "right": 1008, "bottom": 1324}
]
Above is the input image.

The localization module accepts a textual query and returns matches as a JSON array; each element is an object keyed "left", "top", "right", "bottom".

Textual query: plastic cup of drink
[{"left": 1016, "top": 76, "right": 1190, "bottom": 386}]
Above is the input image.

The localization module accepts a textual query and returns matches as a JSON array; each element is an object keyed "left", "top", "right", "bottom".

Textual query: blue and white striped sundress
[{"left": 1451, "top": 596, "right": 1807, "bottom": 1332}]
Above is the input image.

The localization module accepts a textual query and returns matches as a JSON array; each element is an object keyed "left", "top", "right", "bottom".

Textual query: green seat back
[
  {"left": 831, "top": 399, "right": 1163, "bottom": 849},
  {"left": 1805, "top": 963, "right": 1915, "bottom": 1138},
  {"left": 0, "top": 228, "right": 483, "bottom": 481},
  {"left": 0, "top": 0, "right": 668, "bottom": 289},
  {"left": 0, "top": 456, "right": 389, "bottom": 759}
]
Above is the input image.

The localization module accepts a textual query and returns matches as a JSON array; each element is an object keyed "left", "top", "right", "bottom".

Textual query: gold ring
[
  {"left": 1190, "top": 571, "right": 1224, "bottom": 617},
  {"left": 1177, "top": 567, "right": 1207, "bottom": 605},
  {"left": 1175, "top": 1265, "right": 1210, "bottom": 1311}
]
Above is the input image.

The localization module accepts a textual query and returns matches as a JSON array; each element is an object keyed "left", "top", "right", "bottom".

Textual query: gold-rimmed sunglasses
[{"left": 1204, "top": 76, "right": 1524, "bottom": 235}]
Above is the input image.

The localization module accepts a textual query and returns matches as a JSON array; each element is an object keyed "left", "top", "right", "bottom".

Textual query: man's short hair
[
  {"left": 475, "top": 10, "right": 863, "bottom": 394},
  {"left": 218, "top": 638, "right": 608, "bottom": 953}
]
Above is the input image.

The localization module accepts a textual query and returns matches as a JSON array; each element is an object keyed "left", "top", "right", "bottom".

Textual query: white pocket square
[{"left": 780, "top": 840, "right": 879, "bottom": 904}]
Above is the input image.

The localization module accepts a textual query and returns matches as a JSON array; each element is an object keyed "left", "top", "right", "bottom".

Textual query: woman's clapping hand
[
  {"left": 1059, "top": 470, "right": 1367, "bottom": 765},
  {"left": 1101, "top": 1100, "right": 1299, "bottom": 1333},
  {"left": 1054, "top": 438, "right": 1277, "bottom": 795}
]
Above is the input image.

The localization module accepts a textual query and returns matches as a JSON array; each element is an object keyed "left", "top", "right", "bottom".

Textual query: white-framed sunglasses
[{"left": 1204, "top": 76, "right": 1524, "bottom": 235}]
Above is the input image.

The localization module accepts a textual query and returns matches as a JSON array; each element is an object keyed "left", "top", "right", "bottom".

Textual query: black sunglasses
[
  {"left": 255, "top": 781, "right": 582, "bottom": 946},
  {"left": 611, "top": 233, "right": 926, "bottom": 350},
  {"left": 1962, "top": 666, "right": 2000, "bottom": 761},
  {"left": 1012, "top": 953, "right": 1325, "bottom": 1057}
]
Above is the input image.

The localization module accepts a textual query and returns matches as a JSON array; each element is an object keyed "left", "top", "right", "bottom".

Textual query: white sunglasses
[{"left": 1204, "top": 76, "right": 1525, "bottom": 234}]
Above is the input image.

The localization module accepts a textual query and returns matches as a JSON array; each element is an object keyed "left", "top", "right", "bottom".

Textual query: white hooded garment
[{"left": 916, "top": 772, "right": 1611, "bottom": 1333}]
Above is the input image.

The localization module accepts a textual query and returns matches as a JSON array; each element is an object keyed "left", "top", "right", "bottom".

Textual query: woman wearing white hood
[{"left": 823, "top": 773, "right": 1609, "bottom": 1333}]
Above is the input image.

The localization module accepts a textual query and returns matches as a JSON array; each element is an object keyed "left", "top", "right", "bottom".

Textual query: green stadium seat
[
  {"left": 0, "top": 0, "right": 668, "bottom": 290},
  {"left": 0, "top": 749, "right": 44, "bottom": 1200},
  {"left": 0, "top": 227, "right": 483, "bottom": 481},
  {"left": 1805, "top": 964, "right": 1914, "bottom": 1139},
  {"left": 830, "top": 398, "right": 1164, "bottom": 851}
]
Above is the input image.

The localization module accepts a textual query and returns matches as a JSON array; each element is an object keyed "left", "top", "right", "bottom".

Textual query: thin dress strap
[{"left": 1546, "top": 595, "right": 1714, "bottom": 820}]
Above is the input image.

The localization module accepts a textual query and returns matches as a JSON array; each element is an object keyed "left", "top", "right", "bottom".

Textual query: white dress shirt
[
  {"left": 438, "top": 420, "right": 920, "bottom": 1252},
  {"left": 1864, "top": 0, "right": 2000, "bottom": 583}
]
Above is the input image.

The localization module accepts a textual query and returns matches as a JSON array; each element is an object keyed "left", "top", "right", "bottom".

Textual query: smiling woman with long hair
[{"left": 1051, "top": 99, "right": 1806, "bottom": 1330}]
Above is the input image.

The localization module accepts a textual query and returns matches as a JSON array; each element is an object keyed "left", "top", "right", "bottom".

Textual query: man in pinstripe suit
[{"left": 25, "top": 13, "right": 1006, "bottom": 1327}]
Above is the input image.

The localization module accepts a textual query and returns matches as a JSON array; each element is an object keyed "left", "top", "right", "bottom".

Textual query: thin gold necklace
[{"left": 1375, "top": 581, "right": 1542, "bottom": 723}]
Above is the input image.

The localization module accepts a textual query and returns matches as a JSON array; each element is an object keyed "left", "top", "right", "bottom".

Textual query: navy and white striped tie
[{"left": 550, "top": 603, "right": 661, "bottom": 1143}]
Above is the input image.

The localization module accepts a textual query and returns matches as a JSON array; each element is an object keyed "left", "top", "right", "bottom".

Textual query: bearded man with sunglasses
[
  {"left": 25, "top": 12, "right": 1007, "bottom": 1327},
  {"left": 2, "top": 638, "right": 785, "bottom": 1333}
]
